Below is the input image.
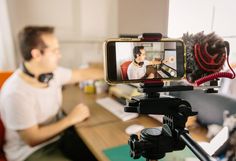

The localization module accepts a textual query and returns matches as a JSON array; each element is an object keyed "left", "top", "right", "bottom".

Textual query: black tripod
[{"left": 125, "top": 81, "right": 213, "bottom": 161}]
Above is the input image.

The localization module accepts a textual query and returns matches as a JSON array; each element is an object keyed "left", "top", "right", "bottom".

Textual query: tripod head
[{"left": 125, "top": 81, "right": 213, "bottom": 161}]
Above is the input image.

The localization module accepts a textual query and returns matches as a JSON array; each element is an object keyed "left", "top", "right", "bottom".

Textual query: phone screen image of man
[{"left": 115, "top": 42, "right": 177, "bottom": 81}]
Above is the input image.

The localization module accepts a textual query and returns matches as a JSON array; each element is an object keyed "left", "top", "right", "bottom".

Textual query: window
[{"left": 168, "top": 0, "right": 236, "bottom": 64}]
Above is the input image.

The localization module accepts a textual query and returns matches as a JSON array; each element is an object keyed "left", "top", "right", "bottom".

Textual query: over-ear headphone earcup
[
  {"left": 38, "top": 73, "right": 54, "bottom": 84},
  {"left": 139, "top": 62, "right": 144, "bottom": 67},
  {"left": 134, "top": 60, "right": 144, "bottom": 67}
]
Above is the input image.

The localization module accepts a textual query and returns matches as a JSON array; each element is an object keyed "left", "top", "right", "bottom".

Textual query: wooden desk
[
  {"left": 62, "top": 85, "right": 208, "bottom": 161},
  {"left": 62, "top": 85, "right": 120, "bottom": 128},
  {"left": 78, "top": 116, "right": 161, "bottom": 161},
  {"left": 77, "top": 116, "right": 208, "bottom": 161}
]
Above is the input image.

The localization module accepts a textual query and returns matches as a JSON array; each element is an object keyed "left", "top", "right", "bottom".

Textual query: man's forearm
[
  {"left": 68, "top": 68, "right": 104, "bottom": 84},
  {"left": 19, "top": 117, "right": 73, "bottom": 147}
]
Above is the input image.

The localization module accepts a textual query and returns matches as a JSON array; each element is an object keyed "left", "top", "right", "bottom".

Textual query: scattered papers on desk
[
  {"left": 198, "top": 126, "right": 229, "bottom": 156},
  {"left": 96, "top": 97, "right": 138, "bottom": 121},
  {"left": 149, "top": 114, "right": 164, "bottom": 123}
]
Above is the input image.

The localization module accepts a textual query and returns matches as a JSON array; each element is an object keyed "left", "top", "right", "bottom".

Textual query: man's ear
[{"left": 31, "top": 49, "right": 42, "bottom": 61}]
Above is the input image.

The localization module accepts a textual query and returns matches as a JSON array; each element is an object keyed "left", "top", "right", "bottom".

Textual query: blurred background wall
[
  {"left": 6, "top": 0, "right": 168, "bottom": 69},
  {"left": 1, "top": 0, "right": 236, "bottom": 70}
]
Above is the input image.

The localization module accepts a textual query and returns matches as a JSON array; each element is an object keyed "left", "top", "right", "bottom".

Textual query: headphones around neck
[
  {"left": 134, "top": 59, "right": 144, "bottom": 67},
  {"left": 22, "top": 63, "right": 54, "bottom": 84}
]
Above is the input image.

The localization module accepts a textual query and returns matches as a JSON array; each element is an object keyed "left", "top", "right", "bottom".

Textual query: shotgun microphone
[{"left": 182, "top": 32, "right": 235, "bottom": 85}]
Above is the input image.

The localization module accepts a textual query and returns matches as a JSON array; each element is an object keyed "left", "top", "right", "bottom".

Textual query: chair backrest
[
  {"left": 0, "top": 71, "right": 13, "bottom": 89},
  {"left": 0, "top": 118, "right": 6, "bottom": 161},
  {"left": 0, "top": 71, "right": 12, "bottom": 161},
  {"left": 120, "top": 61, "right": 132, "bottom": 80}
]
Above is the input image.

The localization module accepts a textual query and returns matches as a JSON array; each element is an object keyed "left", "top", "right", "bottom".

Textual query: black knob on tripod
[
  {"left": 128, "top": 134, "right": 142, "bottom": 159},
  {"left": 128, "top": 128, "right": 166, "bottom": 160},
  {"left": 140, "top": 128, "right": 165, "bottom": 160}
]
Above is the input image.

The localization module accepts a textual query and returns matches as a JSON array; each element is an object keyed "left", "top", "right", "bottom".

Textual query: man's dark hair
[
  {"left": 19, "top": 26, "right": 54, "bottom": 61},
  {"left": 133, "top": 46, "right": 144, "bottom": 58}
]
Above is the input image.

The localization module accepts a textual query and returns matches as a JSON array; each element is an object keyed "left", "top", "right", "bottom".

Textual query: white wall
[
  {"left": 168, "top": 0, "right": 236, "bottom": 64},
  {"left": 118, "top": 0, "right": 169, "bottom": 36},
  {"left": 0, "top": 0, "right": 15, "bottom": 70},
  {"left": 168, "top": 0, "right": 215, "bottom": 37},
  {"left": 7, "top": 0, "right": 118, "bottom": 68},
  {"left": 7, "top": 0, "right": 169, "bottom": 68}
]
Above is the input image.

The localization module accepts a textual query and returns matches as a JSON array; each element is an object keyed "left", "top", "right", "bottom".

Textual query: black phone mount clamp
[
  {"left": 204, "top": 79, "right": 219, "bottom": 93},
  {"left": 124, "top": 81, "right": 212, "bottom": 161},
  {"left": 138, "top": 33, "right": 163, "bottom": 41}
]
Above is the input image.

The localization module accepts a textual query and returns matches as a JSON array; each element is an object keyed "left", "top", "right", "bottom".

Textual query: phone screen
[{"left": 105, "top": 41, "right": 185, "bottom": 83}]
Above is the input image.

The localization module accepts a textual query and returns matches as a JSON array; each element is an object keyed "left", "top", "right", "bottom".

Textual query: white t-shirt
[
  {"left": 0, "top": 67, "right": 72, "bottom": 161},
  {"left": 127, "top": 60, "right": 149, "bottom": 80}
]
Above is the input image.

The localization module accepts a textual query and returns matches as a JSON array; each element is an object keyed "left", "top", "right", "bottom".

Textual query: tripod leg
[{"left": 180, "top": 131, "right": 211, "bottom": 161}]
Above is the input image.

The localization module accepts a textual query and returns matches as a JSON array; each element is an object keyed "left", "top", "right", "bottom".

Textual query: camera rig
[
  {"left": 125, "top": 81, "right": 213, "bottom": 161},
  {"left": 123, "top": 33, "right": 217, "bottom": 161}
]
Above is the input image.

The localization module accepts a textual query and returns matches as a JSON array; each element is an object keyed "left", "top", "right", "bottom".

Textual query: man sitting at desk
[
  {"left": 127, "top": 46, "right": 158, "bottom": 80},
  {"left": 0, "top": 26, "right": 103, "bottom": 161}
]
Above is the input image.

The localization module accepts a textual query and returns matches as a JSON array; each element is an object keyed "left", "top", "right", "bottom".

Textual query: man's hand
[
  {"left": 149, "top": 58, "right": 162, "bottom": 65},
  {"left": 67, "top": 103, "right": 90, "bottom": 125},
  {"left": 147, "top": 73, "right": 155, "bottom": 79}
]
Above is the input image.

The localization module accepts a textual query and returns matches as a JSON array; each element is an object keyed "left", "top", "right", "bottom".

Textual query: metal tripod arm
[{"left": 177, "top": 129, "right": 214, "bottom": 161}]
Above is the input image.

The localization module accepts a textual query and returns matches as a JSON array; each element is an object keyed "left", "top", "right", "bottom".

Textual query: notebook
[{"left": 103, "top": 144, "right": 196, "bottom": 161}]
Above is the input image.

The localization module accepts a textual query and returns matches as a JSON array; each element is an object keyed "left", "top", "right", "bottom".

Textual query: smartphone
[{"left": 104, "top": 38, "right": 185, "bottom": 83}]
